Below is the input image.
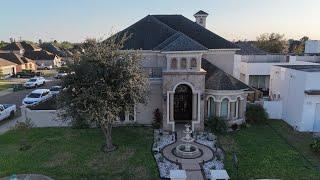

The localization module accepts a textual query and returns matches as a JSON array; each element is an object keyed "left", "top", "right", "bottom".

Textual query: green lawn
[
  {"left": 0, "top": 127, "right": 158, "bottom": 179},
  {"left": 0, "top": 83, "right": 12, "bottom": 91},
  {"left": 219, "top": 120, "right": 320, "bottom": 180}
]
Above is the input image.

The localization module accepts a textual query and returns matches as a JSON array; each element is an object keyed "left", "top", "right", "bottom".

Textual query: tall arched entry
[{"left": 174, "top": 84, "right": 193, "bottom": 122}]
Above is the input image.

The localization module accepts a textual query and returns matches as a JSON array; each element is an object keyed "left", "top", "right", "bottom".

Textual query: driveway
[{"left": 0, "top": 78, "right": 59, "bottom": 107}]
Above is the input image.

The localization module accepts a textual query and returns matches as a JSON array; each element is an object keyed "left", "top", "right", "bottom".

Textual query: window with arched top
[
  {"left": 207, "top": 97, "right": 215, "bottom": 118},
  {"left": 180, "top": 58, "right": 187, "bottom": 69},
  {"left": 171, "top": 58, "right": 177, "bottom": 69},
  {"left": 220, "top": 98, "right": 229, "bottom": 118},
  {"left": 190, "top": 58, "right": 197, "bottom": 68}
]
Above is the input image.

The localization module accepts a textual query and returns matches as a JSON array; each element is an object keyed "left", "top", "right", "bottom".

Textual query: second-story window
[
  {"left": 171, "top": 58, "right": 177, "bottom": 69},
  {"left": 190, "top": 58, "right": 197, "bottom": 69},
  {"left": 180, "top": 58, "right": 187, "bottom": 69}
]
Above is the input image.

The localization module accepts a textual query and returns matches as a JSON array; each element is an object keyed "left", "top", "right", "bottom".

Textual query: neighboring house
[
  {"left": 266, "top": 65, "right": 320, "bottom": 132},
  {"left": 233, "top": 42, "right": 318, "bottom": 96},
  {"left": 0, "top": 52, "right": 37, "bottom": 72},
  {"left": 0, "top": 41, "right": 41, "bottom": 55},
  {"left": 1, "top": 41, "right": 61, "bottom": 67},
  {"left": 40, "top": 43, "right": 73, "bottom": 63},
  {"left": 111, "top": 11, "right": 252, "bottom": 131},
  {"left": 23, "top": 50, "right": 62, "bottom": 67},
  {"left": 0, "top": 58, "right": 16, "bottom": 78}
]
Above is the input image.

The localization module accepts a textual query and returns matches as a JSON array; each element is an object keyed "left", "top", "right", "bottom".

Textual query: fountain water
[{"left": 174, "top": 124, "right": 201, "bottom": 159}]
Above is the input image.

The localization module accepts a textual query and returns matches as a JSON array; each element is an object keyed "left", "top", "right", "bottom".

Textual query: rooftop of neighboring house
[
  {"left": 0, "top": 41, "right": 40, "bottom": 51},
  {"left": 0, "top": 52, "right": 34, "bottom": 65},
  {"left": 235, "top": 41, "right": 267, "bottom": 55},
  {"left": 40, "top": 43, "right": 67, "bottom": 57},
  {"left": 0, "top": 58, "right": 17, "bottom": 67},
  {"left": 23, "top": 50, "right": 57, "bottom": 60},
  {"left": 276, "top": 65, "right": 320, "bottom": 72},
  {"left": 112, "top": 14, "right": 237, "bottom": 51}
]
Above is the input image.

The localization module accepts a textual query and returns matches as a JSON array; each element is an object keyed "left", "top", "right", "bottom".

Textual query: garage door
[{"left": 313, "top": 104, "right": 320, "bottom": 132}]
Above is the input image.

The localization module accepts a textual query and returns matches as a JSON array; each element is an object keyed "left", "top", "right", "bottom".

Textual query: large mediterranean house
[{"left": 113, "top": 11, "right": 252, "bottom": 131}]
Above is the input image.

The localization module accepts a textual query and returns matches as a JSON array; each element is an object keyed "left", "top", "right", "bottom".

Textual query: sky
[{"left": 1, "top": 0, "right": 319, "bottom": 43}]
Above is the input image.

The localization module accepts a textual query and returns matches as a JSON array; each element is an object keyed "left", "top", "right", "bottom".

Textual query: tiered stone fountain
[{"left": 174, "top": 124, "right": 201, "bottom": 159}]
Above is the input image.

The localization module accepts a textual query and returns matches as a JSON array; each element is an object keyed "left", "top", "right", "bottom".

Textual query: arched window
[
  {"left": 207, "top": 97, "right": 215, "bottom": 118},
  {"left": 180, "top": 58, "right": 187, "bottom": 69},
  {"left": 190, "top": 58, "right": 197, "bottom": 68},
  {"left": 171, "top": 58, "right": 177, "bottom": 69},
  {"left": 220, "top": 98, "right": 229, "bottom": 118}
]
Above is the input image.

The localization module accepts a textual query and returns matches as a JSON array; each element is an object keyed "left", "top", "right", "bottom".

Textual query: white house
[
  {"left": 233, "top": 42, "right": 319, "bottom": 96},
  {"left": 267, "top": 65, "right": 320, "bottom": 132}
]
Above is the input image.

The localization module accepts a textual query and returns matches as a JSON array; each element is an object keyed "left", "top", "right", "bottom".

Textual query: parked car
[
  {"left": 13, "top": 71, "right": 42, "bottom": 78},
  {"left": 49, "top": 86, "right": 62, "bottom": 95},
  {"left": 0, "top": 104, "right": 16, "bottom": 121},
  {"left": 22, "top": 89, "right": 52, "bottom": 106},
  {"left": 23, "top": 77, "right": 46, "bottom": 88},
  {"left": 54, "top": 72, "right": 67, "bottom": 79},
  {"left": 38, "top": 65, "right": 53, "bottom": 70}
]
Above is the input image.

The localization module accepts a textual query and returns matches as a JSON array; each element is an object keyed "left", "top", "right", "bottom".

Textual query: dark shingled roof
[
  {"left": 1, "top": 42, "right": 23, "bottom": 51},
  {"left": 153, "top": 32, "right": 208, "bottom": 52},
  {"left": 24, "top": 50, "right": 56, "bottom": 60},
  {"left": 235, "top": 41, "right": 267, "bottom": 55},
  {"left": 194, "top": 10, "right": 209, "bottom": 16},
  {"left": 0, "top": 52, "right": 34, "bottom": 65},
  {"left": 1, "top": 41, "right": 40, "bottom": 51},
  {"left": 40, "top": 43, "right": 67, "bottom": 57},
  {"left": 112, "top": 14, "right": 237, "bottom": 50},
  {"left": 202, "top": 58, "right": 250, "bottom": 90}
]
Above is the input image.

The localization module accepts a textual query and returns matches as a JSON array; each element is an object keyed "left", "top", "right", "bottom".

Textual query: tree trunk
[{"left": 101, "top": 122, "right": 116, "bottom": 152}]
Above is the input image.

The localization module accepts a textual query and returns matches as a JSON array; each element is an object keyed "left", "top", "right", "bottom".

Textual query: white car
[
  {"left": 24, "top": 77, "right": 46, "bottom": 88},
  {"left": 0, "top": 104, "right": 16, "bottom": 121},
  {"left": 49, "top": 86, "right": 62, "bottom": 95},
  {"left": 22, "top": 89, "right": 52, "bottom": 106}
]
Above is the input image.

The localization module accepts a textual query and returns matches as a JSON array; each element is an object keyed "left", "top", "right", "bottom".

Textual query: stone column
[
  {"left": 230, "top": 102, "right": 235, "bottom": 120},
  {"left": 170, "top": 93, "right": 174, "bottom": 121},
  {"left": 215, "top": 102, "right": 220, "bottom": 117},
  {"left": 192, "top": 93, "right": 197, "bottom": 120},
  {"left": 238, "top": 100, "right": 244, "bottom": 118}
]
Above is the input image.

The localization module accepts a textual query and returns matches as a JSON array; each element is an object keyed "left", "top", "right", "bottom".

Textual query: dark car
[{"left": 12, "top": 71, "right": 43, "bottom": 78}]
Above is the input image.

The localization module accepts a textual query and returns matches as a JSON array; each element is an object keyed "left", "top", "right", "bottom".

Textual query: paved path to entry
[{"left": 162, "top": 125, "right": 214, "bottom": 180}]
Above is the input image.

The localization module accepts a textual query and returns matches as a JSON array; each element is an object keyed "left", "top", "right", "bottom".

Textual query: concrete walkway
[{"left": 162, "top": 125, "right": 214, "bottom": 180}]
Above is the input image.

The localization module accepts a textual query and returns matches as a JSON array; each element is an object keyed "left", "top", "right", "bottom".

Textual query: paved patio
[{"left": 162, "top": 124, "right": 214, "bottom": 180}]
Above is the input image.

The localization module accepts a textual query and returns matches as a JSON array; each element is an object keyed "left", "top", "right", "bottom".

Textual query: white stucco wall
[
  {"left": 269, "top": 66, "right": 320, "bottom": 132},
  {"left": 203, "top": 50, "right": 237, "bottom": 75}
]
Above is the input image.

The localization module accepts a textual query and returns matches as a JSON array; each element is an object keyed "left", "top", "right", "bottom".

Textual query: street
[{"left": 0, "top": 79, "right": 60, "bottom": 107}]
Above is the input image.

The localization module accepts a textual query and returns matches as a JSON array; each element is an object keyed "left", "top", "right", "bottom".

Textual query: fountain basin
[{"left": 174, "top": 143, "right": 202, "bottom": 159}]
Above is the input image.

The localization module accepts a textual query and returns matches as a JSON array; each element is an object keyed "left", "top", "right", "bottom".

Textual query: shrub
[
  {"left": 231, "top": 124, "right": 238, "bottom": 131},
  {"left": 245, "top": 104, "right": 268, "bottom": 124},
  {"left": 205, "top": 116, "right": 227, "bottom": 135},
  {"left": 310, "top": 139, "right": 320, "bottom": 153},
  {"left": 152, "top": 108, "right": 162, "bottom": 129}
]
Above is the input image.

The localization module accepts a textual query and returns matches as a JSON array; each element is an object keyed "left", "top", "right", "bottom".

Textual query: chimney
[{"left": 194, "top": 10, "right": 209, "bottom": 28}]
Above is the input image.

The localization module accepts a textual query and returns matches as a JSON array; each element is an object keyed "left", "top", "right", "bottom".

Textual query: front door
[{"left": 174, "top": 84, "right": 192, "bottom": 121}]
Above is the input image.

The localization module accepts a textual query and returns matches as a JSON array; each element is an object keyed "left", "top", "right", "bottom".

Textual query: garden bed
[{"left": 152, "top": 129, "right": 179, "bottom": 178}]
